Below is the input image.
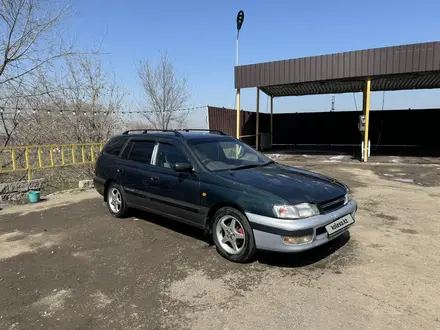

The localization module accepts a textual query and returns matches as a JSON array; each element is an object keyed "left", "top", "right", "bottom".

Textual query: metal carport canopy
[
  {"left": 234, "top": 42, "right": 440, "bottom": 97},
  {"left": 232, "top": 41, "right": 440, "bottom": 163}
]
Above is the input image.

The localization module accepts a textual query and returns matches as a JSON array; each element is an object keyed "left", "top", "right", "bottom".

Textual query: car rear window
[
  {"left": 102, "top": 137, "right": 127, "bottom": 156},
  {"left": 127, "top": 141, "right": 155, "bottom": 164}
]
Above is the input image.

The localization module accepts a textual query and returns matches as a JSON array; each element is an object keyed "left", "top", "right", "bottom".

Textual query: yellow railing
[{"left": 0, "top": 142, "right": 105, "bottom": 180}]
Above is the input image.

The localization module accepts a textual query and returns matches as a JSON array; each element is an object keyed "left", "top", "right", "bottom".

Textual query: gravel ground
[{"left": 0, "top": 162, "right": 439, "bottom": 330}]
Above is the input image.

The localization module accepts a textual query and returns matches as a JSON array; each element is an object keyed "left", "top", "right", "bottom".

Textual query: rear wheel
[
  {"left": 212, "top": 207, "right": 256, "bottom": 263},
  {"left": 106, "top": 182, "right": 128, "bottom": 218}
]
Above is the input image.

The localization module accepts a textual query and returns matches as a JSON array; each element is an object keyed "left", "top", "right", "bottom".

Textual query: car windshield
[{"left": 188, "top": 138, "right": 273, "bottom": 172}]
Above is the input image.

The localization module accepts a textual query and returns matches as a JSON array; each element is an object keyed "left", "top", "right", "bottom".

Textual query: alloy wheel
[
  {"left": 215, "top": 215, "right": 246, "bottom": 254},
  {"left": 108, "top": 187, "right": 122, "bottom": 213}
]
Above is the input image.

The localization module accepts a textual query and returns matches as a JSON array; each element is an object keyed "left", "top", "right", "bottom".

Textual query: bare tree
[
  {"left": 0, "top": 0, "right": 73, "bottom": 85},
  {"left": 0, "top": 75, "right": 28, "bottom": 146},
  {"left": 0, "top": 54, "right": 126, "bottom": 183},
  {"left": 138, "top": 52, "right": 191, "bottom": 129},
  {"left": 0, "top": 0, "right": 75, "bottom": 146},
  {"left": 0, "top": 1, "right": 126, "bottom": 187},
  {"left": 18, "top": 53, "right": 126, "bottom": 145}
]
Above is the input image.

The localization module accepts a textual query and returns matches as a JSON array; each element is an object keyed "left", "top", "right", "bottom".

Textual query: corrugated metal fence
[
  {"left": 208, "top": 106, "right": 269, "bottom": 146},
  {"left": 208, "top": 106, "right": 440, "bottom": 151}
]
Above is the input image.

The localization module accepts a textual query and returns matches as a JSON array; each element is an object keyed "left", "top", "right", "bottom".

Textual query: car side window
[
  {"left": 127, "top": 141, "right": 155, "bottom": 164},
  {"left": 154, "top": 143, "right": 189, "bottom": 169},
  {"left": 103, "top": 137, "right": 127, "bottom": 156},
  {"left": 120, "top": 141, "right": 133, "bottom": 159}
]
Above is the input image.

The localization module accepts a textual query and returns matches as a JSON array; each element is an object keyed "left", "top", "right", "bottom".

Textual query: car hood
[{"left": 215, "top": 163, "right": 346, "bottom": 204}]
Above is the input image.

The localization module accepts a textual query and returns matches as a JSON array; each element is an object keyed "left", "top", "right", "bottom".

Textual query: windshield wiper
[
  {"left": 229, "top": 163, "right": 261, "bottom": 171},
  {"left": 230, "top": 160, "right": 275, "bottom": 171}
]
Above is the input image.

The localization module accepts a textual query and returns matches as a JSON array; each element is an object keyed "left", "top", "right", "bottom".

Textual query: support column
[
  {"left": 362, "top": 78, "right": 371, "bottom": 162},
  {"left": 270, "top": 96, "right": 274, "bottom": 147},
  {"left": 256, "top": 88, "right": 260, "bottom": 150},
  {"left": 236, "top": 89, "right": 241, "bottom": 139}
]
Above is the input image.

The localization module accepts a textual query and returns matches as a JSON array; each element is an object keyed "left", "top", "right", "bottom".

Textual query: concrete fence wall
[{"left": 0, "top": 179, "right": 45, "bottom": 201}]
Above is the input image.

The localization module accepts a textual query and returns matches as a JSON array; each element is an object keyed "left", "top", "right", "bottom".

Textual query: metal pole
[
  {"left": 235, "top": 10, "right": 243, "bottom": 142},
  {"left": 362, "top": 78, "right": 371, "bottom": 162},
  {"left": 235, "top": 31, "right": 240, "bottom": 140},
  {"left": 270, "top": 96, "right": 274, "bottom": 147},
  {"left": 256, "top": 88, "right": 260, "bottom": 150},
  {"left": 361, "top": 141, "right": 364, "bottom": 161},
  {"left": 236, "top": 31, "right": 239, "bottom": 66},
  {"left": 236, "top": 89, "right": 241, "bottom": 139}
]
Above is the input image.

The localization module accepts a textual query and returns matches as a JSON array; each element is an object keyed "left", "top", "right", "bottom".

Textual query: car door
[
  {"left": 147, "top": 140, "right": 204, "bottom": 227},
  {"left": 118, "top": 139, "right": 157, "bottom": 211}
]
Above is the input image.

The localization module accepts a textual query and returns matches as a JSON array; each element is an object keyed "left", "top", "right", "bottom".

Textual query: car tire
[
  {"left": 212, "top": 207, "right": 257, "bottom": 263},
  {"left": 106, "top": 182, "right": 128, "bottom": 218}
]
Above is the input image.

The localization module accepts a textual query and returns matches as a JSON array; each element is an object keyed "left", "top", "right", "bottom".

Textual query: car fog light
[{"left": 282, "top": 235, "right": 313, "bottom": 245}]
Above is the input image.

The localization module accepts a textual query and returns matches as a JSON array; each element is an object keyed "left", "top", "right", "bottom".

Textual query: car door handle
[
  {"left": 117, "top": 168, "right": 123, "bottom": 172},
  {"left": 150, "top": 176, "right": 159, "bottom": 181}
]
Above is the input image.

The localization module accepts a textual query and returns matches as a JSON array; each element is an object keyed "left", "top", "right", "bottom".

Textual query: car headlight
[
  {"left": 344, "top": 189, "right": 353, "bottom": 205},
  {"left": 273, "top": 203, "right": 320, "bottom": 219}
]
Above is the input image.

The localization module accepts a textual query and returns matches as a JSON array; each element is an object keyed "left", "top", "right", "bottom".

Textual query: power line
[{"left": 0, "top": 105, "right": 208, "bottom": 116}]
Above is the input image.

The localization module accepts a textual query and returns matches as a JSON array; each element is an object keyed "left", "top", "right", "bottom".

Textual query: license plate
[{"left": 325, "top": 214, "right": 354, "bottom": 235}]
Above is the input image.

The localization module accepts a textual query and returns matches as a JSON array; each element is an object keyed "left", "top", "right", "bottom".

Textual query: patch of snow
[
  {"left": 321, "top": 160, "right": 340, "bottom": 163},
  {"left": 392, "top": 178, "right": 414, "bottom": 183},
  {"left": 330, "top": 155, "right": 346, "bottom": 160}
]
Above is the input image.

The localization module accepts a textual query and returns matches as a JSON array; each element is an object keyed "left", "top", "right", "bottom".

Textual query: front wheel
[
  {"left": 212, "top": 207, "right": 256, "bottom": 263},
  {"left": 106, "top": 182, "right": 128, "bottom": 218}
]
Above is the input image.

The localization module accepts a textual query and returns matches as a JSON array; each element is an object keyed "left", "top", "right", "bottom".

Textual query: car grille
[{"left": 319, "top": 195, "right": 346, "bottom": 214}]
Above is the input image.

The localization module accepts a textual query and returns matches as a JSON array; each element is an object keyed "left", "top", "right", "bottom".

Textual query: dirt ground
[{"left": 1, "top": 162, "right": 439, "bottom": 330}]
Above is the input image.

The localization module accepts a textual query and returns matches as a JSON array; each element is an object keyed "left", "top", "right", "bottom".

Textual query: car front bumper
[{"left": 246, "top": 199, "right": 357, "bottom": 253}]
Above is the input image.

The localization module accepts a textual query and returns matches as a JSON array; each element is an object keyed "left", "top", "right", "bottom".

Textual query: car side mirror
[{"left": 173, "top": 162, "right": 193, "bottom": 172}]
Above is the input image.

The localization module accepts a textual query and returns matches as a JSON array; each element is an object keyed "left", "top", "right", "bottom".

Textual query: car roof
[{"left": 112, "top": 130, "right": 233, "bottom": 142}]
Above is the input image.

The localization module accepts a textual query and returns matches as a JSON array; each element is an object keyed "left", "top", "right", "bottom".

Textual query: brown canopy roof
[{"left": 234, "top": 42, "right": 440, "bottom": 97}]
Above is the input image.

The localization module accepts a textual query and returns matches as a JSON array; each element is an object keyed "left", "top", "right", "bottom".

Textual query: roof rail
[
  {"left": 122, "top": 129, "right": 148, "bottom": 134},
  {"left": 178, "top": 129, "right": 226, "bottom": 135},
  {"left": 122, "top": 129, "right": 183, "bottom": 137}
]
